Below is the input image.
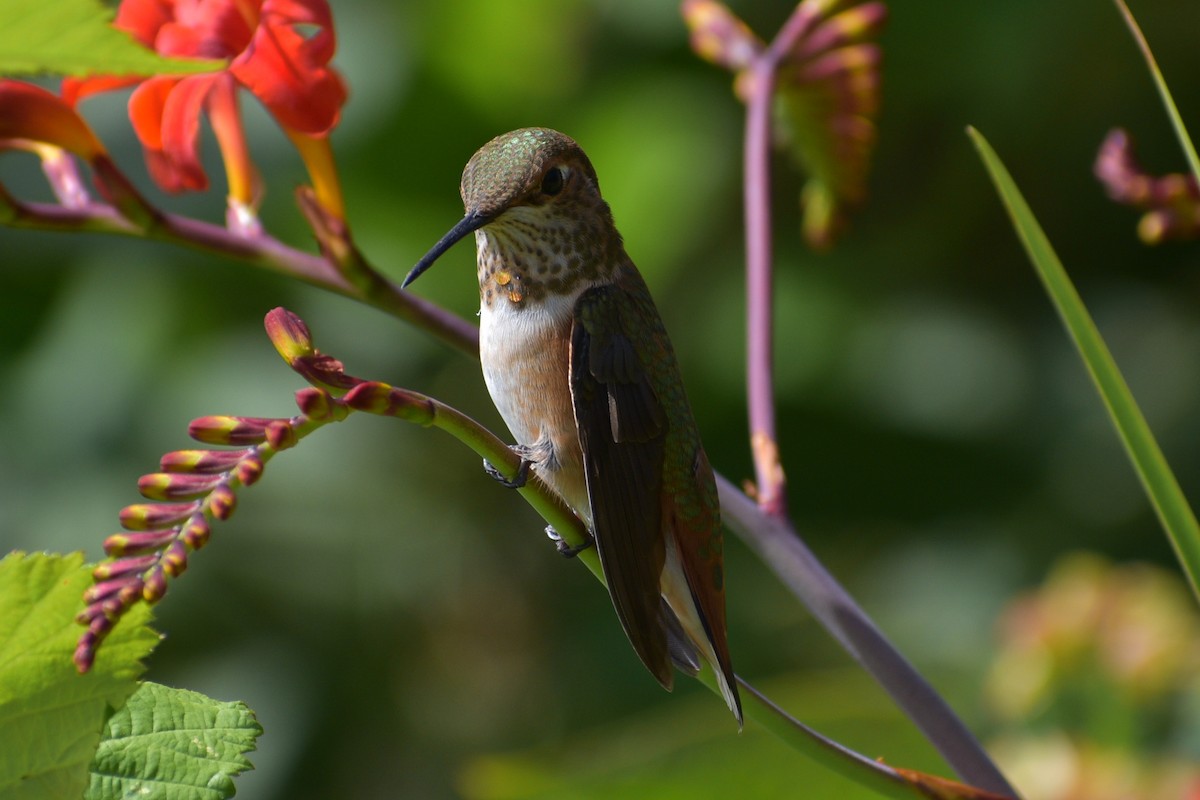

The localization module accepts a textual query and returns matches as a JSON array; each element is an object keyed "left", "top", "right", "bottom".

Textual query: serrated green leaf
[
  {"left": 968, "top": 126, "right": 1200, "bottom": 603},
  {"left": 87, "top": 682, "right": 262, "bottom": 800},
  {"left": 0, "top": 0, "right": 221, "bottom": 77},
  {"left": 0, "top": 551, "right": 159, "bottom": 800}
]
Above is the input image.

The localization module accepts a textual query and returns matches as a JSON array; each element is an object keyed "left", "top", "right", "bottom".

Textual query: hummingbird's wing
[{"left": 570, "top": 284, "right": 673, "bottom": 689}]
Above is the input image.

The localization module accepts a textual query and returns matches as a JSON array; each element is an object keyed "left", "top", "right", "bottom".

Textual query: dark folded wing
[{"left": 570, "top": 284, "right": 671, "bottom": 687}]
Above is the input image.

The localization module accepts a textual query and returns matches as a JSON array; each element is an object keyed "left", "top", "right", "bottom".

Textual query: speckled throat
[{"left": 476, "top": 193, "right": 626, "bottom": 310}]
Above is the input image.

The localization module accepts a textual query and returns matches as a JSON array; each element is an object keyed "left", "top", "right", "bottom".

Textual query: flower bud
[
  {"left": 143, "top": 569, "right": 168, "bottom": 603},
  {"left": 138, "top": 472, "right": 224, "bottom": 501},
  {"left": 209, "top": 485, "right": 237, "bottom": 520},
  {"left": 189, "top": 415, "right": 275, "bottom": 445},
  {"left": 296, "top": 387, "right": 334, "bottom": 420},
  {"left": 161, "top": 539, "right": 188, "bottom": 577},
  {"left": 234, "top": 453, "right": 265, "bottom": 486},
  {"left": 104, "top": 527, "right": 179, "bottom": 555},
  {"left": 265, "top": 420, "right": 297, "bottom": 450},
  {"left": 119, "top": 501, "right": 201, "bottom": 530},
  {"left": 182, "top": 517, "right": 212, "bottom": 549},
  {"left": 265, "top": 307, "right": 315, "bottom": 363},
  {"left": 93, "top": 554, "right": 158, "bottom": 581},
  {"left": 160, "top": 448, "right": 252, "bottom": 473}
]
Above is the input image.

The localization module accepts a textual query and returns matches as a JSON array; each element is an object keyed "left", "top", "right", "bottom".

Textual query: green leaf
[
  {"left": 86, "top": 682, "right": 262, "bottom": 800},
  {"left": 968, "top": 126, "right": 1200, "bottom": 603},
  {"left": 0, "top": 0, "right": 221, "bottom": 77},
  {"left": 0, "top": 551, "right": 158, "bottom": 800}
]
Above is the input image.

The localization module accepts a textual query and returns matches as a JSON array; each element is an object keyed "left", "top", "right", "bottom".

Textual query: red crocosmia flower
[{"left": 63, "top": 0, "right": 347, "bottom": 210}]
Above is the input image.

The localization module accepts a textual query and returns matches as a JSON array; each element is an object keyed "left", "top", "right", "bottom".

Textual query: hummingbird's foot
[
  {"left": 482, "top": 456, "right": 531, "bottom": 489},
  {"left": 545, "top": 525, "right": 593, "bottom": 558}
]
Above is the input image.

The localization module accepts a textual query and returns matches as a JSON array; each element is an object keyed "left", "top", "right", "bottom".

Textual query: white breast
[
  {"left": 478, "top": 285, "right": 594, "bottom": 516},
  {"left": 478, "top": 298, "right": 572, "bottom": 445}
]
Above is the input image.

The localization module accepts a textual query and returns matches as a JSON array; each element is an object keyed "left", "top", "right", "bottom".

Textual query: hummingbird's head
[
  {"left": 403, "top": 128, "right": 620, "bottom": 295},
  {"left": 459, "top": 127, "right": 600, "bottom": 219}
]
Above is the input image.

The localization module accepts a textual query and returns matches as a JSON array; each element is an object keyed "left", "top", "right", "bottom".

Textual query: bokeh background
[{"left": 4, "top": 0, "right": 1200, "bottom": 797}]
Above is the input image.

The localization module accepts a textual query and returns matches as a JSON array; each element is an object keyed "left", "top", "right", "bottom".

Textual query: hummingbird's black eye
[{"left": 541, "top": 166, "right": 565, "bottom": 196}]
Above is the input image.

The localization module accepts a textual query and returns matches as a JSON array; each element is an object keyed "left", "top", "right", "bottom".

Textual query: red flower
[
  {"left": 0, "top": 81, "right": 106, "bottom": 159},
  {"left": 64, "top": 0, "right": 346, "bottom": 211}
]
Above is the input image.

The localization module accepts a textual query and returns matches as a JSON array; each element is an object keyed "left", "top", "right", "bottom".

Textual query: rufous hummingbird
[{"left": 403, "top": 127, "right": 741, "bottom": 723}]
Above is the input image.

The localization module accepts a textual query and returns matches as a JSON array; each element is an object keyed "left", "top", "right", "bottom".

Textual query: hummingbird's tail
[
  {"left": 663, "top": 602, "right": 701, "bottom": 673},
  {"left": 661, "top": 539, "right": 744, "bottom": 726},
  {"left": 664, "top": 604, "right": 744, "bottom": 726}
]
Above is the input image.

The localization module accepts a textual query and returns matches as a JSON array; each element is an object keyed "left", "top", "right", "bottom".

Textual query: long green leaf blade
[
  {"left": 1112, "top": 0, "right": 1200, "bottom": 189},
  {"left": 968, "top": 126, "right": 1200, "bottom": 602}
]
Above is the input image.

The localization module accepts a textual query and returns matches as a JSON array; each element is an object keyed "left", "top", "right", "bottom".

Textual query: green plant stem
[
  {"left": 410, "top": 395, "right": 606, "bottom": 586},
  {"left": 357, "top": 380, "right": 990, "bottom": 800}
]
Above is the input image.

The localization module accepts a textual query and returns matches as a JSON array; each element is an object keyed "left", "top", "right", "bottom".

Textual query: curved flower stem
[
  {"left": 0, "top": 191, "right": 479, "bottom": 356},
  {"left": 78, "top": 304, "right": 1008, "bottom": 798},
  {"left": 362, "top": 383, "right": 604, "bottom": 585},
  {"left": 288, "top": 316, "right": 1003, "bottom": 800},
  {"left": 716, "top": 474, "right": 1018, "bottom": 798},
  {"left": 731, "top": 678, "right": 1005, "bottom": 800},
  {"left": 730, "top": 8, "right": 1016, "bottom": 790},
  {"left": 371, "top": 390, "right": 1007, "bottom": 798},
  {"left": 744, "top": 64, "right": 785, "bottom": 517},
  {"left": 741, "top": 3, "right": 828, "bottom": 518},
  {"left": 743, "top": 54, "right": 784, "bottom": 517}
]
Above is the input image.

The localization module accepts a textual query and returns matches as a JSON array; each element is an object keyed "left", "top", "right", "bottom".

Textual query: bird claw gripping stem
[
  {"left": 482, "top": 455, "right": 532, "bottom": 489},
  {"left": 74, "top": 307, "right": 587, "bottom": 671},
  {"left": 545, "top": 525, "right": 594, "bottom": 558}
]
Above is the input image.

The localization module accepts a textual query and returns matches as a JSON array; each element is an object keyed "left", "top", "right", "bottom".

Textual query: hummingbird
[{"left": 403, "top": 127, "right": 741, "bottom": 723}]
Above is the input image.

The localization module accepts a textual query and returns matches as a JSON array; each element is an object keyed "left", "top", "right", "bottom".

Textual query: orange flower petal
[
  {"left": 62, "top": 75, "right": 142, "bottom": 107},
  {"left": 129, "top": 73, "right": 219, "bottom": 192},
  {"left": 156, "top": 2, "right": 254, "bottom": 58},
  {"left": 229, "top": 0, "right": 346, "bottom": 134},
  {"left": 128, "top": 75, "right": 178, "bottom": 149},
  {"left": 53, "top": 0, "right": 345, "bottom": 197},
  {"left": 0, "top": 80, "right": 105, "bottom": 158},
  {"left": 114, "top": 0, "right": 177, "bottom": 47},
  {"left": 206, "top": 75, "right": 260, "bottom": 206}
]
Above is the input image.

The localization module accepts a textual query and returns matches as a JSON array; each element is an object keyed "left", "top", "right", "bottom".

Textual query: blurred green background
[{"left": 3, "top": 0, "right": 1200, "bottom": 797}]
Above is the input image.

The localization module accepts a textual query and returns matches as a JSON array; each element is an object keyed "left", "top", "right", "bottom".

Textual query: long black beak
[{"left": 401, "top": 211, "right": 492, "bottom": 289}]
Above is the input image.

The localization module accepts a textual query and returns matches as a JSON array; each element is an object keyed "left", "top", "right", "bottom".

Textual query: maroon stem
[
  {"left": 0, "top": 194, "right": 479, "bottom": 357},
  {"left": 738, "top": 8, "right": 1018, "bottom": 794},
  {"left": 744, "top": 60, "right": 783, "bottom": 517},
  {"left": 717, "top": 475, "right": 1019, "bottom": 798},
  {"left": 743, "top": 5, "right": 823, "bottom": 518}
]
